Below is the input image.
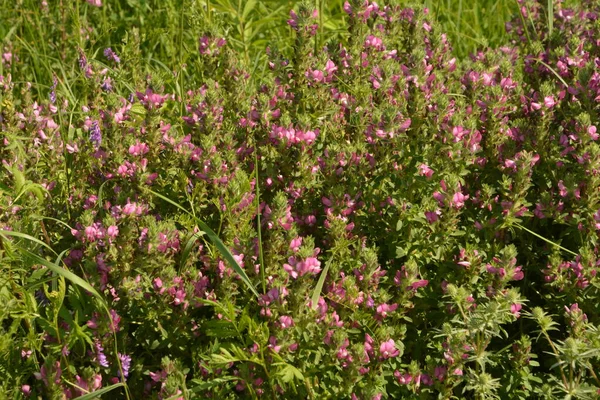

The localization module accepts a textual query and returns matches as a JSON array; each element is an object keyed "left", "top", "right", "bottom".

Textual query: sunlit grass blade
[
  {"left": 17, "top": 248, "right": 106, "bottom": 306},
  {"left": 254, "top": 151, "right": 266, "bottom": 293},
  {"left": 150, "top": 189, "right": 259, "bottom": 298},
  {"left": 514, "top": 223, "right": 577, "bottom": 256},
  {"left": 73, "top": 382, "right": 125, "bottom": 399},
  {"left": 311, "top": 259, "right": 331, "bottom": 311},
  {"left": 547, "top": 0, "right": 553, "bottom": 38},
  {"left": 179, "top": 231, "right": 205, "bottom": 272},
  {"left": 0, "top": 230, "right": 57, "bottom": 255}
]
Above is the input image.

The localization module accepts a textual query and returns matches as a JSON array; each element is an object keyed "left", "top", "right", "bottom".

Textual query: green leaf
[
  {"left": 242, "top": 0, "right": 257, "bottom": 21},
  {"left": 276, "top": 363, "right": 305, "bottom": 383}
]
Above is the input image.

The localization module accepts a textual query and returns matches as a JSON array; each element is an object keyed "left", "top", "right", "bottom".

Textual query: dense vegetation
[{"left": 1, "top": 0, "right": 599, "bottom": 399}]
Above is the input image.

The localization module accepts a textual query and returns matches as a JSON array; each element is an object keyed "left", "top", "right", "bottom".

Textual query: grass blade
[
  {"left": 547, "top": 0, "right": 553, "bottom": 38},
  {"left": 0, "top": 230, "right": 57, "bottom": 255},
  {"left": 74, "top": 383, "right": 125, "bottom": 399},
  {"left": 514, "top": 223, "right": 577, "bottom": 256},
  {"left": 311, "top": 259, "right": 331, "bottom": 311},
  {"left": 179, "top": 231, "right": 205, "bottom": 272},
  {"left": 150, "top": 190, "right": 259, "bottom": 298},
  {"left": 18, "top": 248, "right": 107, "bottom": 306},
  {"left": 255, "top": 151, "right": 266, "bottom": 293}
]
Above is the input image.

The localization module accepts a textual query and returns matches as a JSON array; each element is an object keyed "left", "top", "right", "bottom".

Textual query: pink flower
[
  {"left": 418, "top": 164, "right": 434, "bottom": 178},
  {"left": 343, "top": 1, "right": 352, "bottom": 15},
  {"left": 434, "top": 366, "right": 447, "bottom": 381},
  {"left": 410, "top": 280, "right": 429, "bottom": 290},
  {"left": 425, "top": 210, "right": 441, "bottom": 223},
  {"left": 107, "top": 225, "right": 119, "bottom": 239},
  {"left": 376, "top": 303, "right": 398, "bottom": 319},
  {"left": 379, "top": 339, "right": 399, "bottom": 359},
  {"left": 394, "top": 371, "right": 412, "bottom": 384},
  {"left": 510, "top": 303, "right": 522, "bottom": 317},
  {"left": 364, "top": 35, "right": 384, "bottom": 51},
  {"left": 325, "top": 59, "right": 337, "bottom": 76},
  {"left": 268, "top": 336, "right": 281, "bottom": 353},
  {"left": 544, "top": 96, "right": 556, "bottom": 108},
  {"left": 278, "top": 315, "right": 294, "bottom": 329},
  {"left": 84, "top": 225, "right": 98, "bottom": 242},
  {"left": 588, "top": 125, "right": 599, "bottom": 140},
  {"left": 451, "top": 192, "right": 469, "bottom": 209},
  {"left": 290, "top": 237, "right": 303, "bottom": 252},
  {"left": 512, "top": 266, "right": 524, "bottom": 281}
]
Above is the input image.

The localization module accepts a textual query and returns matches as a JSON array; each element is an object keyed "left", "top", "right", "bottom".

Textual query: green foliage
[{"left": 2, "top": 0, "right": 600, "bottom": 399}]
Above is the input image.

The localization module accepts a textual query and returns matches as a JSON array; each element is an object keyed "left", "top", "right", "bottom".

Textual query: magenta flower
[
  {"left": 278, "top": 315, "right": 294, "bottom": 329},
  {"left": 410, "top": 279, "right": 429, "bottom": 290},
  {"left": 510, "top": 303, "right": 522, "bottom": 317},
  {"left": 379, "top": 339, "right": 399, "bottom": 359},
  {"left": 425, "top": 210, "right": 441, "bottom": 223},
  {"left": 451, "top": 192, "right": 469, "bottom": 209},
  {"left": 434, "top": 366, "right": 447, "bottom": 381},
  {"left": 544, "top": 96, "right": 556, "bottom": 108},
  {"left": 375, "top": 303, "right": 398, "bottom": 319},
  {"left": 418, "top": 163, "right": 434, "bottom": 178}
]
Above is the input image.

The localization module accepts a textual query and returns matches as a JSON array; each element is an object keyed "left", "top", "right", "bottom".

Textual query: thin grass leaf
[
  {"left": 179, "top": 231, "right": 205, "bottom": 271},
  {"left": 149, "top": 189, "right": 259, "bottom": 298},
  {"left": 74, "top": 383, "right": 125, "bottom": 399},
  {"left": 534, "top": 59, "right": 568, "bottom": 87},
  {"left": 311, "top": 259, "right": 331, "bottom": 311},
  {"left": 0, "top": 230, "right": 57, "bottom": 255},
  {"left": 514, "top": 223, "right": 577, "bottom": 256},
  {"left": 254, "top": 151, "right": 266, "bottom": 293},
  {"left": 31, "top": 215, "right": 74, "bottom": 232},
  {"left": 547, "top": 0, "right": 553, "bottom": 37},
  {"left": 18, "top": 248, "right": 106, "bottom": 307}
]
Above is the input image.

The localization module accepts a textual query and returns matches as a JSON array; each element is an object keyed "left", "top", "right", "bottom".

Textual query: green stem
[{"left": 255, "top": 151, "right": 266, "bottom": 294}]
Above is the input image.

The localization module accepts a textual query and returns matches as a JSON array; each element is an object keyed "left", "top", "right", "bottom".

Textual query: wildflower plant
[{"left": 1, "top": 0, "right": 600, "bottom": 399}]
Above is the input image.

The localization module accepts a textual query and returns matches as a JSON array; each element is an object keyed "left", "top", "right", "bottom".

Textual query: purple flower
[
  {"left": 101, "top": 78, "right": 113, "bottom": 92},
  {"left": 90, "top": 121, "right": 102, "bottom": 147},
  {"left": 95, "top": 340, "right": 109, "bottom": 367},
  {"left": 118, "top": 353, "right": 131, "bottom": 379},
  {"left": 103, "top": 48, "right": 120, "bottom": 63}
]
